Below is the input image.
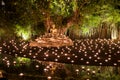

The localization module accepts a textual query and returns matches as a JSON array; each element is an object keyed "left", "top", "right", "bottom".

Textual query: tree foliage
[{"left": 0, "top": 0, "right": 120, "bottom": 39}]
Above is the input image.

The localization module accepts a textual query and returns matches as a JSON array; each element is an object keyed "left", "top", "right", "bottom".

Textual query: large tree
[{"left": 0, "top": 0, "right": 120, "bottom": 39}]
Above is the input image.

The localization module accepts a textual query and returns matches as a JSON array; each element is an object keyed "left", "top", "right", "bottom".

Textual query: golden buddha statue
[
  {"left": 49, "top": 24, "right": 58, "bottom": 38},
  {"left": 50, "top": 24, "right": 57, "bottom": 34}
]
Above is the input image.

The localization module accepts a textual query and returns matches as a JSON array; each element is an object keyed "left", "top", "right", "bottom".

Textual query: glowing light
[
  {"left": 13, "top": 61, "right": 16, "bottom": 64},
  {"left": 108, "top": 58, "right": 111, "bottom": 60},
  {"left": 7, "top": 62, "right": 10, "bottom": 67},
  {"left": 15, "top": 25, "right": 32, "bottom": 40},
  {"left": 71, "top": 60, "right": 74, "bottom": 63},
  {"left": 75, "top": 69, "right": 79, "bottom": 72},
  {"left": 87, "top": 68, "right": 90, "bottom": 71},
  {"left": 55, "top": 59, "right": 58, "bottom": 61},
  {"left": 75, "top": 56, "right": 78, "bottom": 58},
  {"left": 33, "top": 56, "right": 36, "bottom": 58},
  {"left": 44, "top": 58, "right": 47, "bottom": 60},
  {"left": 86, "top": 61, "right": 89, "bottom": 64},
  {"left": 2, "top": 0, "right": 5, "bottom": 6},
  {"left": 45, "top": 54, "right": 49, "bottom": 57},
  {"left": 114, "top": 63, "right": 117, "bottom": 66},
  {"left": 99, "top": 63, "right": 102, "bottom": 65},
  {"left": 47, "top": 76, "right": 52, "bottom": 80},
  {"left": 57, "top": 55, "right": 60, "bottom": 58},
  {"left": 65, "top": 53, "right": 67, "bottom": 56},
  {"left": 44, "top": 68, "right": 48, "bottom": 72},
  {"left": 105, "top": 59, "right": 108, "bottom": 62},
  {"left": 89, "top": 56, "right": 92, "bottom": 59},
  {"left": 94, "top": 60, "right": 97, "bottom": 62},
  {"left": 82, "top": 66, "right": 85, "bottom": 69},
  {"left": 19, "top": 73, "right": 24, "bottom": 76},
  {"left": 35, "top": 65, "right": 39, "bottom": 68},
  {"left": 92, "top": 71, "right": 96, "bottom": 74},
  {"left": 67, "top": 57, "right": 70, "bottom": 60},
  {"left": 80, "top": 58, "right": 84, "bottom": 60}
]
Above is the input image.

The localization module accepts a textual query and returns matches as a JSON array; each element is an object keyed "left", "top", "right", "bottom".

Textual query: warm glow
[
  {"left": 30, "top": 26, "right": 73, "bottom": 47},
  {"left": 15, "top": 25, "right": 32, "bottom": 40}
]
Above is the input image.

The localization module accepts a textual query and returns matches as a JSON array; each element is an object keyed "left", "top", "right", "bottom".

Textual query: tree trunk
[{"left": 43, "top": 0, "right": 85, "bottom": 35}]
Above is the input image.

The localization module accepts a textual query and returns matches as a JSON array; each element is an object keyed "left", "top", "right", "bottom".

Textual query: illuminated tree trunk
[
  {"left": 111, "top": 23, "right": 118, "bottom": 39},
  {"left": 44, "top": 13, "right": 53, "bottom": 33},
  {"left": 99, "top": 23, "right": 108, "bottom": 39},
  {"left": 118, "top": 25, "right": 120, "bottom": 39}
]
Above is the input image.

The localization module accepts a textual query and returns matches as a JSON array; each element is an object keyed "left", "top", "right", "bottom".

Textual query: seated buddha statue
[
  {"left": 50, "top": 24, "right": 58, "bottom": 38},
  {"left": 50, "top": 24, "right": 57, "bottom": 34}
]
